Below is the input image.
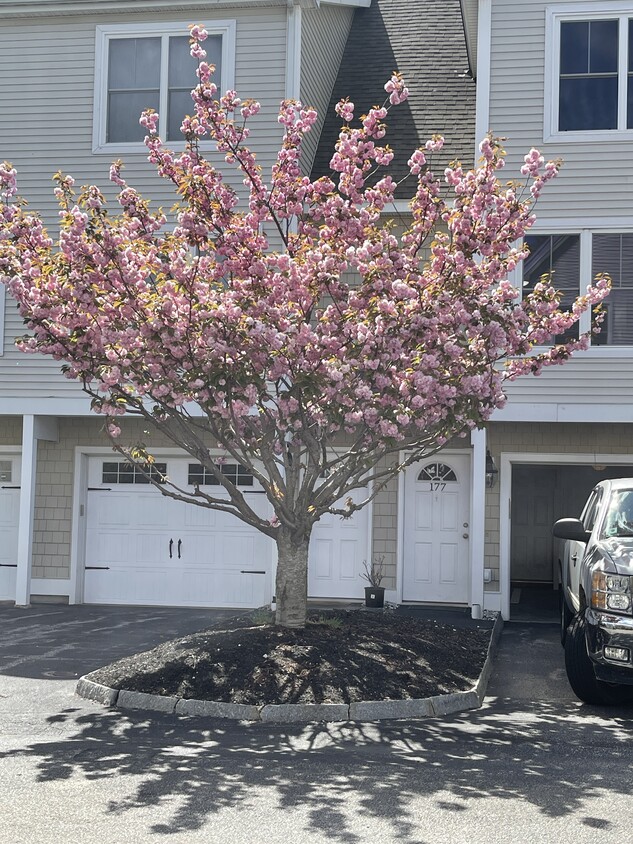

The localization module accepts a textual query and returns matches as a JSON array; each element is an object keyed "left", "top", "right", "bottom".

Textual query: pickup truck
[{"left": 554, "top": 478, "right": 633, "bottom": 705}]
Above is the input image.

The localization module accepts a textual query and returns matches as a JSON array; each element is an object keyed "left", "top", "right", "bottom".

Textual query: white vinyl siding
[
  {"left": 489, "top": 0, "right": 633, "bottom": 218},
  {"left": 300, "top": 4, "right": 354, "bottom": 172},
  {"left": 0, "top": 8, "right": 287, "bottom": 400}
]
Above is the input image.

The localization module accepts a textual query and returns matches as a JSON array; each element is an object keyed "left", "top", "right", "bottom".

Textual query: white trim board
[
  {"left": 498, "top": 450, "right": 633, "bottom": 620},
  {"left": 474, "top": 0, "right": 491, "bottom": 163}
]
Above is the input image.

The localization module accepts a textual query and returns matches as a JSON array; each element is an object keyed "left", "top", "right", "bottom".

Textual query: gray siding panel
[
  {"left": 300, "top": 4, "right": 354, "bottom": 173},
  {"left": 489, "top": 0, "right": 633, "bottom": 218},
  {"left": 503, "top": 355, "right": 633, "bottom": 406},
  {"left": 0, "top": 8, "right": 287, "bottom": 398}
]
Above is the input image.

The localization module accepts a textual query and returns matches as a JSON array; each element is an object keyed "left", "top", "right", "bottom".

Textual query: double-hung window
[
  {"left": 546, "top": 6, "right": 633, "bottom": 139},
  {"left": 93, "top": 21, "right": 236, "bottom": 153}
]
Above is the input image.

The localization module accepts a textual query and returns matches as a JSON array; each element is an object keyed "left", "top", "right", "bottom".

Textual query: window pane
[
  {"left": 109, "top": 38, "right": 161, "bottom": 90},
  {"left": 108, "top": 90, "right": 160, "bottom": 142},
  {"left": 524, "top": 235, "right": 580, "bottom": 343},
  {"left": 627, "top": 69, "right": 633, "bottom": 128},
  {"left": 168, "top": 35, "right": 198, "bottom": 89},
  {"left": 629, "top": 19, "right": 633, "bottom": 72},
  {"left": 592, "top": 234, "right": 633, "bottom": 345},
  {"left": 167, "top": 90, "right": 193, "bottom": 140},
  {"left": 560, "top": 21, "right": 589, "bottom": 74},
  {"left": 559, "top": 76, "right": 618, "bottom": 130},
  {"left": 589, "top": 20, "right": 618, "bottom": 73}
]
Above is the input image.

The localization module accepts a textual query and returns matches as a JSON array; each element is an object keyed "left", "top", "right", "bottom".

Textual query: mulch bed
[{"left": 87, "top": 609, "right": 493, "bottom": 706}]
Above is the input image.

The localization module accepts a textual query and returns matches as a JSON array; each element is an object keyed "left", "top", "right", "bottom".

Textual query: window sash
[{"left": 546, "top": 8, "right": 633, "bottom": 138}]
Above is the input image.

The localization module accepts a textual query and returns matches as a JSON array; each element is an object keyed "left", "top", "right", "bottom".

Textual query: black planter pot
[{"left": 364, "top": 586, "right": 385, "bottom": 608}]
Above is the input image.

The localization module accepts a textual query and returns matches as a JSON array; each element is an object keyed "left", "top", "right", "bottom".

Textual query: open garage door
[{"left": 511, "top": 463, "right": 633, "bottom": 584}]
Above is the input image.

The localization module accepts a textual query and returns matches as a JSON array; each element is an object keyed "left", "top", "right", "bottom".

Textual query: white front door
[
  {"left": 308, "top": 485, "right": 369, "bottom": 600},
  {"left": 402, "top": 453, "right": 471, "bottom": 603},
  {"left": 83, "top": 456, "right": 274, "bottom": 608},
  {"left": 0, "top": 455, "right": 20, "bottom": 601}
]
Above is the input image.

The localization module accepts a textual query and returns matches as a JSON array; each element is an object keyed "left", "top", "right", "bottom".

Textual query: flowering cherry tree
[{"left": 0, "top": 28, "right": 609, "bottom": 627}]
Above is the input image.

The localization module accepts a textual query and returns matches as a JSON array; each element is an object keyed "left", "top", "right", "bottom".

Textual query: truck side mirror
[{"left": 553, "top": 518, "right": 590, "bottom": 543}]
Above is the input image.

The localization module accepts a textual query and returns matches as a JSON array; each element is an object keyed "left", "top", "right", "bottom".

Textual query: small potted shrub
[{"left": 361, "top": 556, "right": 386, "bottom": 608}]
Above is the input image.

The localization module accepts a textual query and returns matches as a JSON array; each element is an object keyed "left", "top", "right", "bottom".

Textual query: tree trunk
[{"left": 275, "top": 528, "right": 310, "bottom": 628}]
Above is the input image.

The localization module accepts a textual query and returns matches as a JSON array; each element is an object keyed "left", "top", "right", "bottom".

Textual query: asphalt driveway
[{"left": 1, "top": 606, "right": 633, "bottom": 844}]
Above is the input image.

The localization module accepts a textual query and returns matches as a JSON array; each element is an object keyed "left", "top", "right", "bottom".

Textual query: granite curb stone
[
  {"left": 117, "top": 689, "right": 178, "bottom": 713},
  {"left": 175, "top": 698, "right": 261, "bottom": 720},
  {"left": 75, "top": 677, "right": 119, "bottom": 707},
  {"left": 260, "top": 703, "right": 349, "bottom": 723},
  {"left": 76, "top": 612, "right": 504, "bottom": 723}
]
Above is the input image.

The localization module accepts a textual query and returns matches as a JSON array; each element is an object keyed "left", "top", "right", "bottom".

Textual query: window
[
  {"left": 546, "top": 8, "right": 633, "bottom": 138},
  {"left": 592, "top": 233, "right": 633, "bottom": 345},
  {"left": 188, "top": 463, "right": 254, "bottom": 487},
  {"left": 93, "top": 21, "right": 236, "bottom": 152},
  {"left": 102, "top": 461, "right": 167, "bottom": 484},
  {"left": 417, "top": 463, "right": 457, "bottom": 483},
  {"left": 522, "top": 234, "right": 581, "bottom": 343}
]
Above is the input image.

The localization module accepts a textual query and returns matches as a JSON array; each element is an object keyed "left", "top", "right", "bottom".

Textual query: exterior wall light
[{"left": 485, "top": 450, "right": 498, "bottom": 489}]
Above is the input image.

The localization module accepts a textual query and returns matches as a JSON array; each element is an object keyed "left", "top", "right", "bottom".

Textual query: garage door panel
[
  {"left": 182, "top": 504, "right": 217, "bottom": 528},
  {"left": 137, "top": 495, "right": 172, "bottom": 527}
]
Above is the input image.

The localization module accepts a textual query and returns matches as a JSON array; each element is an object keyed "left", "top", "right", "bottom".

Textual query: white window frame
[
  {"left": 0, "top": 286, "right": 5, "bottom": 357},
  {"left": 544, "top": 2, "right": 633, "bottom": 142},
  {"left": 92, "top": 19, "right": 236, "bottom": 154}
]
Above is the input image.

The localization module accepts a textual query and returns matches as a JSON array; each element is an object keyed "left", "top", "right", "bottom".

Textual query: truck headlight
[{"left": 591, "top": 571, "right": 632, "bottom": 612}]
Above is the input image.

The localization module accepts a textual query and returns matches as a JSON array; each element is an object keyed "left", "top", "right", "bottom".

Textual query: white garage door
[
  {"left": 0, "top": 455, "right": 20, "bottom": 601},
  {"left": 308, "top": 485, "right": 370, "bottom": 600},
  {"left": 84, "top": 456, "right": 274, "bottom": 608}
]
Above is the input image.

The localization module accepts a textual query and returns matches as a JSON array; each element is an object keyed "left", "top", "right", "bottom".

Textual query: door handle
[
  {"left": 463, "top": 533, "right": 469, "bottom": 539},
  {"left": 177, "top": 539, "right": 182, "bottom": 559},
  {"left": 571, "top": 553, "right": 578, "bottom": 564},
  {"left": 169, "top": 539, "right": 173, "bottom": 559}
]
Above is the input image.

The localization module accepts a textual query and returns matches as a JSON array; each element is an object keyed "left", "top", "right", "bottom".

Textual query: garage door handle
[
  {"left": 241, "top": 570, "right": 266, "bottom": 574},
  {"left": 169, "top": 539, "right": 173, "bottom": 559},
  {"left": 177, "top": 539, "right": 182, "bottom": 559}
]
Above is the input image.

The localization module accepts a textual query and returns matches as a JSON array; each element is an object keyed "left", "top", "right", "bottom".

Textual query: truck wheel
[
  {"left": 559, "top": 586, "right": 573, "bottom": 646},
  {"left": 564, "top": 615, "right": 631, "bottom": 705}
]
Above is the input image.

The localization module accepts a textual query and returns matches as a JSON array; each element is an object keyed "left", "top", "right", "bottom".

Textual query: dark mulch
[{"left": 87, "top": 609, "right": 493, "bottom": 706}]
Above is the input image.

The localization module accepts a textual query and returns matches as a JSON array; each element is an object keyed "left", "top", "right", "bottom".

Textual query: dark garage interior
[{"left": 509, "top": 462, "right": 633, "bottom": 621}]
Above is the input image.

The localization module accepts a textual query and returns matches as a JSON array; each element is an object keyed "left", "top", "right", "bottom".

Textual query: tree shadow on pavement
[{"left": 2, "top": 696, "right": 633, "bottom": 841}]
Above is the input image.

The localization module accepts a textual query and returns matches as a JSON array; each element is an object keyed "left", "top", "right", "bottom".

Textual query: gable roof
[{"left": 310, "top": 0, "right": 476, "bottom": 200}]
